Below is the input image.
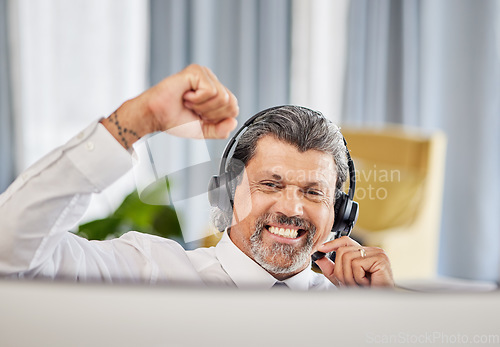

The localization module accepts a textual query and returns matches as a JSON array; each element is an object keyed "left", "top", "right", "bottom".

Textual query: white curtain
[
  {"left": 344, "top": 0, "right": 500, "bottom": 281},
  {"left": 0, "top": 0, "right": 15, "bottom": 193},
  {"left": 8, "top": 0, "right": 149, "bottom": 222},
  {"left": 290, "top": 0, "right": 350, "bottom": 124}
]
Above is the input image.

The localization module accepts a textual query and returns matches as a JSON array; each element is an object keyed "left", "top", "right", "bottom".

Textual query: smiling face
[{"left": 229, "top": 135, "right": 337, "bottom": 280}]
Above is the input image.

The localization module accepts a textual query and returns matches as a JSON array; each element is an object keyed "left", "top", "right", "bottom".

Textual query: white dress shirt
[{"left": 0, "top": 120, "right": 335, "bottom": 290}]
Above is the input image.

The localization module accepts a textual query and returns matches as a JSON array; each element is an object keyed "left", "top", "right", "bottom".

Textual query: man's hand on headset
[
  {"left": 102, "top": 64, "right": 239, "bottom": 149},
  {"left": 314, "top": 236, "right": 394, "bottom": 287}
]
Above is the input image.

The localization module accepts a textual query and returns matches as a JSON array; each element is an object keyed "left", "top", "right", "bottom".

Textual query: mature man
[{"left": 0, "top": 65, "right": 393, "bottom": 289}]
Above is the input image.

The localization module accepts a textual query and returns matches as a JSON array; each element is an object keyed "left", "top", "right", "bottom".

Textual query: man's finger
[
  {"left": 319, "top": 241, "right": 358, "bottom": 262},
  {"left": 332, "top": 245, "right": 364, "bottom": 286},
  {"left": 202, "top": 88, "right": 238, "bottom": 120},
  {"left": 317, "top": 236, "right": 360, "bottom": 253},
  {"left": 202, "top": 117, "right": 238, "bottom": 139},
  {"left": 352, "top": 258, "right": 371, "bottom": 286},
  {"left": 340, "top": 247, "right": 362, "bottom": 286},
  {"left": 314, "top": 256, "right": 341, "bottom": 287},
  {"left": 187, "top": 88, "right": 236, "bottom": 120},
  {"left": 184, "top": 66, "right": 225, "bottom": 106}
]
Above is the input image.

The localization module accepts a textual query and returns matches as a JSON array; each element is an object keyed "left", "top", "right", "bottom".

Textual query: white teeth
[{"left": 268, "top": 226, "right": 299, "bottom": 239}]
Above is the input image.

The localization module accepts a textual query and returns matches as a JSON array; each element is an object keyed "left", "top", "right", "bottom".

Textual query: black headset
[{"left": 207, "top": 106, "right": 359, "bottom": 260}]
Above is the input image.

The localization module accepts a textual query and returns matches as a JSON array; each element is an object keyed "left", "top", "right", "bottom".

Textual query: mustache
[{"left": 255, "top": 213, "right": 317, "bottom": 234}]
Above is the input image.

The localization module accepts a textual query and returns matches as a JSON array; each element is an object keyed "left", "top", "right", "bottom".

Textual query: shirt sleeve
[{"left": 0, "top": 120, "right": 134, "bottom": 278}]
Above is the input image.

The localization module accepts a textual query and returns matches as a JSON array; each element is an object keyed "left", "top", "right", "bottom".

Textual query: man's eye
[
  {"left": 305, "top": 189, "right": 325, "bottom": 199},
  {"left": 261, "top": 181, "right": 280, "bottom": 189}
]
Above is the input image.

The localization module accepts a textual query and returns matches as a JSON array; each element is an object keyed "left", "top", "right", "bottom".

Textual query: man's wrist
[{"left": 101, "top": 96, "right": 158, "bottom": 149}]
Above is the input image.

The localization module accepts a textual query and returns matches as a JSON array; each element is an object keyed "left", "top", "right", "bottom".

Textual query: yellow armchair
[{"left": 341, "top": 125, "right": 446, "bottom": 281}]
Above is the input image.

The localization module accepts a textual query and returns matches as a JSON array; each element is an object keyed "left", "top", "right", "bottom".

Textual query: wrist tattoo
[{"left": 110, "top": 111, "right": 140, "bottom": 148}]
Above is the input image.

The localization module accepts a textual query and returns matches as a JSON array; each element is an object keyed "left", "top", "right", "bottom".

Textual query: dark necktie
[{"left": 272, "top": 281, "right": 289, "bottom": 289}]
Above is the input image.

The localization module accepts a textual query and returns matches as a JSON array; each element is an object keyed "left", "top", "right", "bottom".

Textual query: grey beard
[{"left": 250, "top": 213, "right": 316, "bottom": 275}]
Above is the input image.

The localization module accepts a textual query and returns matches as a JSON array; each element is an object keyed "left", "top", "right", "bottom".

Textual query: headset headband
[
  {"left": 218, "top": 105, "right": 284, "bottom": 177},
  {"left": 219, "top": 106, "right": 356, "bottom": 200}
]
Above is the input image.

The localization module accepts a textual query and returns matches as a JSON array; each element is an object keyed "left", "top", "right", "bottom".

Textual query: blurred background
[{"left": 0, "top": 0, "right": 499, "bottom": 284}]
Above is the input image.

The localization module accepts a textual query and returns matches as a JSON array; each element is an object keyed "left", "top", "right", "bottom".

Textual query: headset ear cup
[
  {"left": 208, "top": 174, "right": 231, "bottom": 212},
  {"left": 208, "top": 162, "right": 246, "bottom": 214},
  {"left": 332, "top": 193, "right": 348, "bottom": 234},
  {"left": 208, "top": 176, "right": 223, "bottom": 208},
  {"left": 349, "top": 200, "right": 359, "bottom": 228},
  {"left": 208, "top": 176, "right": 220, "bottom": 207}
]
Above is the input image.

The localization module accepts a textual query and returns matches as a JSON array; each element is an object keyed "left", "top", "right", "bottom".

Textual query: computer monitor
[{"left": 1, "top": 279, "right": 499, "bottom": 347}]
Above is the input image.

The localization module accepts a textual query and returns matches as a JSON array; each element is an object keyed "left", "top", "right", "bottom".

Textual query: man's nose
[{"left": 273, "top": 186, "right": 304, "bottom": 217}]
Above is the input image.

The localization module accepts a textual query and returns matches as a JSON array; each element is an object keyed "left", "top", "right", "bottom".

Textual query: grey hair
[{"left": 210, "top": 105, "right": 348, "bottom": 231}]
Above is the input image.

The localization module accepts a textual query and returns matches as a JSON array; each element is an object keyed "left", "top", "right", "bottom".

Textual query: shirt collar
[{"left": 215, "top": 230, "right": 313, "bottom": 291}]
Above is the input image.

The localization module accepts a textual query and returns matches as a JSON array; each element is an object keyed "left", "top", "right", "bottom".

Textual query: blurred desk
[
  {"left": 396, "top": 276, "right": 498, "bottom": 292},
  {"left": 0, "top": 279, "right": 499, "bottom": 347}
]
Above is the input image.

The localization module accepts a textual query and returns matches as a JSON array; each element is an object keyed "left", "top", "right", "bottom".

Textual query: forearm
[{"left": 0, "top": 121, "right": 132, "bottom": 275}]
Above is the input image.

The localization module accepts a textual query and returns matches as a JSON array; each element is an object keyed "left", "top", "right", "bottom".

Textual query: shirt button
[
  {"left": 86, "top": 141, "right": 95, "bottom": 151},
  {"left": 76, "top": 132, "right": 85, "bottom": 140}
]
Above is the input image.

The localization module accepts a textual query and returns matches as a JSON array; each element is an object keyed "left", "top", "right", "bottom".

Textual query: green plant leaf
[
  {"left": 76, "top": 188, "right": 183, "bottom": 246},
  {"left": 76, "top": 217, "right": 122, "bottom": 241}
]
